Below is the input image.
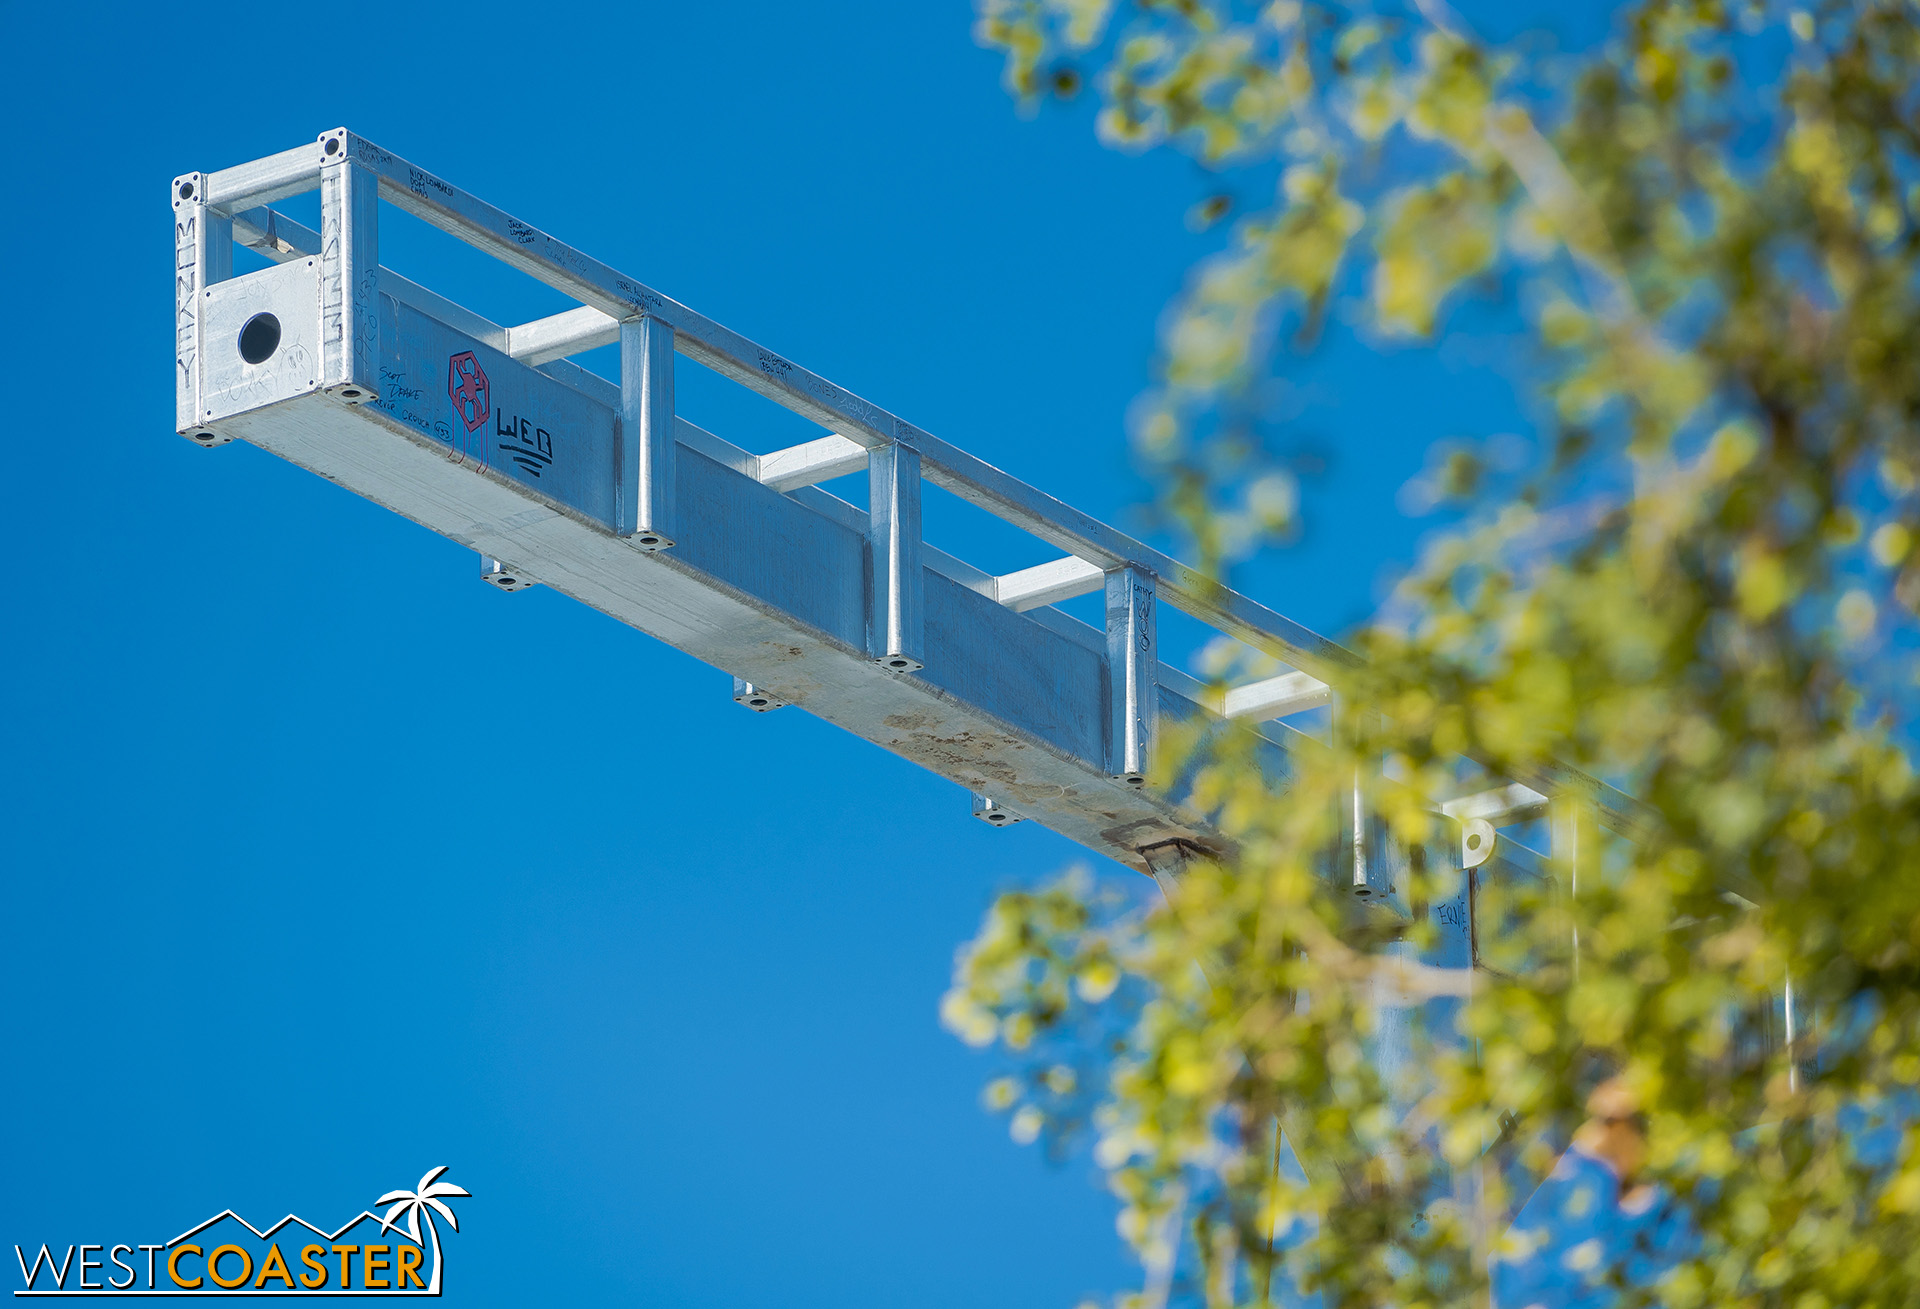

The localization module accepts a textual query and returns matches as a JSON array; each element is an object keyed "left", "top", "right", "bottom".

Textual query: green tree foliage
[{"left": 942, "top": 2, "right": 1920, "bottom": 1305}]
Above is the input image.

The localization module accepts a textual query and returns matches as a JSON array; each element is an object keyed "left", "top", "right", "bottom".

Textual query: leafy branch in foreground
[{"left": 948, "top": 3, "right": 1920, "bottom": 1306}]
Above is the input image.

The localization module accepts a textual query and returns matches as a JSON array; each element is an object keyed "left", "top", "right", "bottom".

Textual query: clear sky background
[{"left": 2, "top": 3, "right": 1608, "bottom": 1305}]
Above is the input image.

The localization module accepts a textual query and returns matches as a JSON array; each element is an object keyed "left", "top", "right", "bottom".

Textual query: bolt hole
[
  {"left": 178, "top": 180, "right": 195, "bottom": 200},
  {"left": 324, "top": 138, "right": 340, "bottom": 155},
  {"left": 238, "top": 312, "right": 281, "bottom": 365},
  {"left": 1467, "top": 834, "right": 1482, "bottom": 849}
]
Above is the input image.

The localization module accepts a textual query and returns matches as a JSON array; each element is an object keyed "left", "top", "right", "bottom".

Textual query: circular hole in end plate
[
  {"left": 238, "top": 312, "right": 282, "bottom": 365},
  {"left": 178, "top": 180, "right": 195, "bottom": 200}
]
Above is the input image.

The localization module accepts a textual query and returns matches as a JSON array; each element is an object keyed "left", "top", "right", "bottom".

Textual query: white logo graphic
[{"left": 14, "top": 1168, "right": 469, "bottom": 1297}]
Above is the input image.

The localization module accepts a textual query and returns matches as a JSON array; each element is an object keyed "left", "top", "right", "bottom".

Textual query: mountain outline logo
[{"left": 13, "top": 1167, "right": 469, "bottom": 1297}]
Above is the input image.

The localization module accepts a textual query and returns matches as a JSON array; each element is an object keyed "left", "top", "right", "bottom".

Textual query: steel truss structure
[
  {"left": 169, "top": 131, "right": 1815, "bottom": 1297},
  {"left": 171, "top": 128, "right": 1649, "bottom": 939}
]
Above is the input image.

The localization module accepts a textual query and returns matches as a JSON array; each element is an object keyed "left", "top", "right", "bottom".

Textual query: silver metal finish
[
  {"left": 387, "top": 299, "right": 621, "bottom": 526},
  {"left": 1442, "top": 782, "right": 1550, "bottom": 826},
  {"left": 1105, "top": 567, "right": 1157, "bottom": 784},
  {"left": 201, "top": 144, "right": 321, "bottom": 214},
  {"left": 1784, "top": 971, "right": 1800, "bottom": 1092},
  {"left": 291, "top": 130, "right": 1656, "bottom": 844},
  {"left": 1350, "top": 768, "right": 1373, "bottom": 894},
  {"left": 868, "top": 441, "right": 924, "bottom": 672},
  {"left": 1140, "top": 839, "right": 1201, "bottom": 905},
  {"left": 1327, "top": 692, "right": 1400, "bottom": 902},
  {"left": 1346, "top": 796, "right": 1406, "bottom": 902},
  {"left": 199, "top": 258, "right": 321, "bottom": 423},
  {"left": 172, "top": 144, "right": 1702, "bottom": 1294},
  {"left": 509, "top": 307, "right": 621, "bottom": 366},
  {"left": 233, "top": 205, "right": 314, "bottom": 261},
  {"left": 1220, "top": 669, "right": 1330, "bottom": 721},
  {"left": 318, "top": 137, "right": 379, "bottom": 403},
  {"left": 217, "top": 395, "right": 1206, "bottom": 864},
  {"left": 172, "top": 174, "right": 233, "bottom": 444},
  {"left": 1550, "top": 796, "right": 1596, "bottom": 892},
  {"left": 618, "top": 318, "right": 676, "bottom": 548},
  {"left": 996, "top": 555, "right": 1105, "bottom": 612},
  {"left": 756, "top": 436, "right": 870, "bottom": 494},
  {"left": 302, "top": 133, "right": 1396, "bottom": 693},
  {"left": 971, "top": 794, "right": 1027, "bottom": 826},
  {"left": 1551, "top": 796, "right": 1598, "bottom": 977},
  {"left": 481, "top": 557, "right": 536, "bottom": 591},
  {"left": 229, "top": 206, "right": 512, "bottom": 356},
  {"left": 733, "top": 678, "right": 786, "bottom": 711},
  {"left": 1461, "top": 817, "right": 1497, "bottom": 869},
  {"left": 166, "top": 129, "right": 1646, "bottom": 883}
]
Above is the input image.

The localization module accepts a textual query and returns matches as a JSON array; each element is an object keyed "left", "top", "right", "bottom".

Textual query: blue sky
[{"left": 2, "top": 3, "right": 1611, "bottom": 1304}]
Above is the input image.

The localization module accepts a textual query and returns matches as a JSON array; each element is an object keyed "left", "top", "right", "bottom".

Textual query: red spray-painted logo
[{"left": 448, "top": 352, "right": 489, "bottom": 433}]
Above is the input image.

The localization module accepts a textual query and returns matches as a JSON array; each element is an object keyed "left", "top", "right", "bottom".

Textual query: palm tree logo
[{"left": 375, "top": 1167, "right": 469, "bottom": 1294}]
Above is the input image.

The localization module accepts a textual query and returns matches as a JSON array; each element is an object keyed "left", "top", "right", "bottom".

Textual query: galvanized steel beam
[{"left": 170, "top": 128, "right": 1651, "bottom": 877}]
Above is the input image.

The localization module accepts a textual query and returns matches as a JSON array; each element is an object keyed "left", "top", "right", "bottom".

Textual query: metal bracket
[
  {"left": 1461, "top": 817, "right": 1497, "bottom": 869},
  {"left": 480, "top": 557, "right": 537, "bottom": 591},
  {"left": 971, "top": 794, "right": 1026, "bottom": 826},
  {"left": 732, "top": 678, "right": 786, "bottom": 712}
]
